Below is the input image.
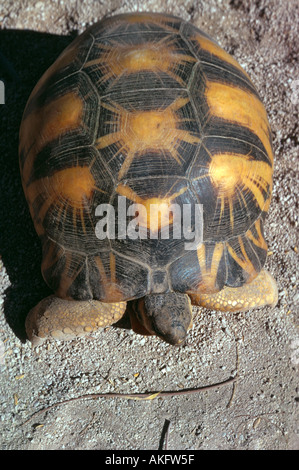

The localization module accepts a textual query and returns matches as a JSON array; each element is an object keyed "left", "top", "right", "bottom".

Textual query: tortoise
[{"left": 19, "top": 12, "right": 278, "bottom": 346}]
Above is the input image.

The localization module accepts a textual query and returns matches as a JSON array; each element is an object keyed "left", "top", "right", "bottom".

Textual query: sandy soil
[{"left": 0, "top": 0, "right": 298, "bottom": 450}]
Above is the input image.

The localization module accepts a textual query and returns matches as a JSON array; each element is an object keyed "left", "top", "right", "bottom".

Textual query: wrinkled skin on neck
[{"left": 135, "top": 292, "right": 193, "bottom": 345}]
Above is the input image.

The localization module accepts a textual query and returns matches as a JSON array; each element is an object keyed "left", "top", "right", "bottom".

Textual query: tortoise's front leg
[
  {"left": 189, "top": 269, "right": 278, "bottom": 312},
  {"left": 25, "top": 296, "right": 127, "bottom": 345}
]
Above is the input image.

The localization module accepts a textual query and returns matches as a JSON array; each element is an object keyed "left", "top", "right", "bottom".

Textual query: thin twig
[
  {"left": 227, "top": 331, "right": 241, "bottom": 408},
  {"left": 22, "top": 375, "right": 238, "bottom": 427},
  {"left": 78, "top": 411, "right": 97, "bottom": 436},
  {"left": 159, "top": 419, "right": 171, "bottom": 450},
  {"left": 164, "top": 420, "right": 171, "bottom": 450}
]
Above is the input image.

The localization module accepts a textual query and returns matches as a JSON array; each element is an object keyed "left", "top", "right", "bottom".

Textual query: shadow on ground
[{"left": 0, "top": 29, "right": 78, "bottom": 340}]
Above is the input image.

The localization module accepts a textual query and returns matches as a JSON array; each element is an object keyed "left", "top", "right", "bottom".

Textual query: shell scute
[{"left": 19, "top": 13, "right": 273, "bottom": 301}]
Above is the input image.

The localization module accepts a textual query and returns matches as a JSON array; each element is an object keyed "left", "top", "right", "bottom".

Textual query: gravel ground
[{"left": 0, "top": 0, "right": 298, "bottom": 450}]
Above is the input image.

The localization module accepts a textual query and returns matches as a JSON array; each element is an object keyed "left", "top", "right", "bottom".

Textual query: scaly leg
[
  {"left": 189, "top": 269, "right": 278, "bottom": 312},
  {"left": 25, "top": 296, "right": 127, "bottom": 345}
]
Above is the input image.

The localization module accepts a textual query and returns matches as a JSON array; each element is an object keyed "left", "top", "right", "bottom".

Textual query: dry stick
[
  {"left": 164, "top": 420, "right": 171, "bottom": 450},
  {"left": 22, "top": 375, "right": 238, "bottom": 427},
  {"left": 159, "top": 419, "right": 171, "bottom": 450},
  {"left": 226, "top": 334, "right": 240, "bottom": 409}
]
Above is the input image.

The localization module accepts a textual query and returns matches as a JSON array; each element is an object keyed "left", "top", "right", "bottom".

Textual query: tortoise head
[{"left": 132, "top": 292, "right": 192, "bottom": 345}]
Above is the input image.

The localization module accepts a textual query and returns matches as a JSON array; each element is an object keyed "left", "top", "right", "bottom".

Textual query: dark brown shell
[{"left": 19, "top": 12, "right": 274, "bottom": 302}]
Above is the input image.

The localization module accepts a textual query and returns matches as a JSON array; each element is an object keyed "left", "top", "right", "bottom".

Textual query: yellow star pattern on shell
[
  {"left": 84, "top": 35, "right": 196, "bottom": 87},
  {"left": 96, "top": 96, "right": 200, "bottom": 180}
]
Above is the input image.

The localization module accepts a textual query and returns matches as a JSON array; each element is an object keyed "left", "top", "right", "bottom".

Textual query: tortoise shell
[{"left": 19, "top": 12, "right": 273, "bottom": 306}]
